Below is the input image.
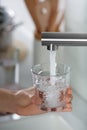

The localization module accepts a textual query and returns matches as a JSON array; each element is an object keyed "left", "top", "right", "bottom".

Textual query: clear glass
[{"left": 31, "top": 63, "right": 70, "bottom": 111}]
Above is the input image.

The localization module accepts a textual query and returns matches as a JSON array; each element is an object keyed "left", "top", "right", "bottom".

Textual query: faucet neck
[{"left": 41, "top": 32, "right": 87, "bottom": 50}]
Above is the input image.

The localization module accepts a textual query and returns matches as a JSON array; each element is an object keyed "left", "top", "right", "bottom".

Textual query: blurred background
[{"left": 0, "top": 0, "right": 87, "bottom": 129}]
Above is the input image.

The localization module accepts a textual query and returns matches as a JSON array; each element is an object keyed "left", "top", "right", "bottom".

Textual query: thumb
[{"left": 15, "top": 90, "right": 31, "bottom": 107}]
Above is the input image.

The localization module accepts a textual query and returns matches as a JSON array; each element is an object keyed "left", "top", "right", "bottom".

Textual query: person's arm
[
  {"left": 0, "top": 88, "right": 33, "bottom": 114},
  {"left": 0, "top": 88, "right": 15, "bottom": 113},
  {"left": 0, "top": 87, "right": 42, "bottom": 115},
  {"left": 0, "top": 87, "right": 72, "bottom": 116}
]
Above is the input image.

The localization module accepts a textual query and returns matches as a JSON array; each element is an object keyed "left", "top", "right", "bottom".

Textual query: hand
[
  {"left": 59, "top": 87, "right": 72, "bottom": 112},
  {"left": 14, "top": 87, "right": 45, "bottom": 116},
  {"left": 14, "top": 87, "right": 72, "bottom": 116}
]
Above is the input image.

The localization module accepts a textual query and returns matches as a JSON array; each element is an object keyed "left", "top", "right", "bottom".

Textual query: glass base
[{"left": 41, "top": 102, "right": 66, "bottom": 112}]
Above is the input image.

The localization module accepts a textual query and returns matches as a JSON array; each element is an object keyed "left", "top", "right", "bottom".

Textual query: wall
[
  {"left": 64, "top": 0, "right": 87, "bottom": 101},
  {"left": 65, "top": 0, "right": 87, "bottom": 32}
]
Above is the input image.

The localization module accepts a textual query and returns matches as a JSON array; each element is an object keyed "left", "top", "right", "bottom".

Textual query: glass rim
[{"left": 31, "top": 63, "right": 71, "bottom": 77}]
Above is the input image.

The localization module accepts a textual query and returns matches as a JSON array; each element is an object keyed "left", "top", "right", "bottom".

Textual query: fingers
[
  {"left": 31, "top": 95, "right": 42, "bottom": 105},
  {"left": 65, "top": 103, "right": 72, "bottom": 109},
  {"left": 55, "top": 103, "right": 72, "bottom": 112},
  {"left": 23, "top": 87, "right": 42, "bottom": 105},
  {"left": 60, "top": 87, "right": 72, "bottom": 104},
  {"left": 62, "top": 102, "right": 72, "bottom": 112},
  {"left": 62, "top": 87, "right": 72, "bottom": 112},
  {"left": 66, "top": 87, "right": 72, "bottom": 95},
  {"left": 15, "top": 87, "right": 42, "bottom": 107},
  {"left": 61, "top": 107, "right": 72, "bottom": 112},
  {"left": 56, "top": 87, "right": 72, "bottom": 112},
  {"left": 65, "top": 87, "right": 73, "bottom": 103},
  {"left": 14, "top": 87, "right": 45, "bottom": 116},
  {"left": 60, "top": 87, "right": 72, "bottom": 102},
  {"left": 16, "top": 104, "right": 45, "bottom": 116}
]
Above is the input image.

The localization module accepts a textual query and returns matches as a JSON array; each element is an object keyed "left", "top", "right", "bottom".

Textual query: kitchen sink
[{"left": 0, "top": 113, "right": 74, "bottom": 130}]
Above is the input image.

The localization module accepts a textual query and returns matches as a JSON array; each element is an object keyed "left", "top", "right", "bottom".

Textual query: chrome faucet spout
[{"left": 41, "top": 32, "right": 87, "bottom": 50}]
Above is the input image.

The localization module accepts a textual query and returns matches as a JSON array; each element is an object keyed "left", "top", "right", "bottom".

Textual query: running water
[
  {"left": 49, "top": 50, "right": 56, "bottom": 85},
  {"left": 42, "top": 50, "right": 59, "bottom": 109},
  {"left": 35, "top": 50, "right": 67, "bottom": 110}
]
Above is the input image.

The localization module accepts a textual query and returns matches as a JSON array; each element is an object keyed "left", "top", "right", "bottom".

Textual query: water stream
[{"left": 49, "top": 50, "right": 56, "bottom": 85}]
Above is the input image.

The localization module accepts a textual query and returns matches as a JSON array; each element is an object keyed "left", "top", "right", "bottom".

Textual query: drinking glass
[{"left": 31, "top": 63, "right": 70, "bottom": 111}]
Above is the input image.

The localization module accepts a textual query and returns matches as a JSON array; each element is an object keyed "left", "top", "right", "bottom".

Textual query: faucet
[{"left": 41, "top": 32, "right": 87, "bottom": 50}]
